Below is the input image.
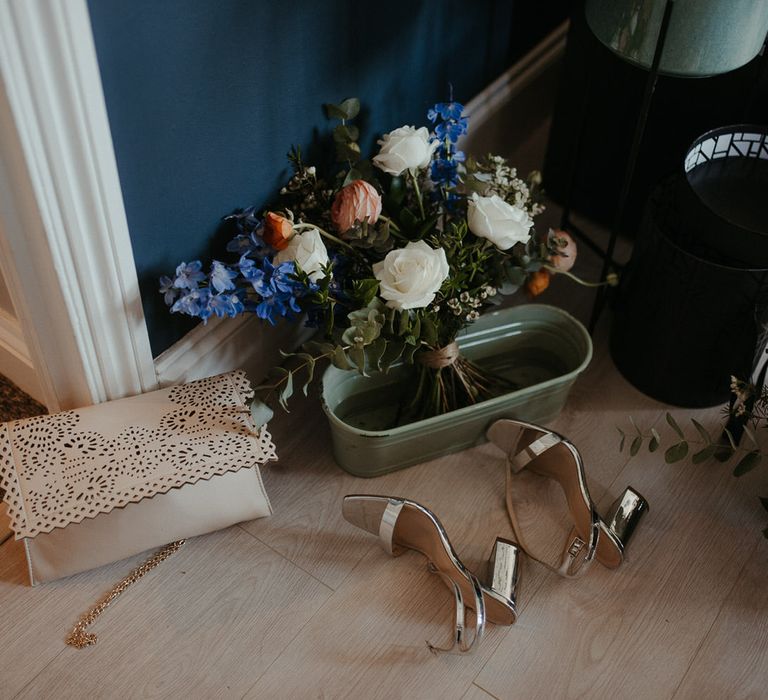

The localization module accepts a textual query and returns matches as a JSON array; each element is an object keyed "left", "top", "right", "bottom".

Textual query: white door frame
[{"left": 0, "top": 0, "right": 157, "bottom": 411}]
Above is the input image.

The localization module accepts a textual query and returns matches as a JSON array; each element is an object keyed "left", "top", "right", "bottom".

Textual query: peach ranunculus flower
[
  {"left": 525, "top": 269, "right": 550, "bottom": 299},
  {"left": 330, "top": 180, "right": 382, "bottom": 233},
  {"left": 263, "top": 212, "right": 295, "bottom": 250},
  {"left": 548, "top": 229, "right": 577, "bottom": 272}
]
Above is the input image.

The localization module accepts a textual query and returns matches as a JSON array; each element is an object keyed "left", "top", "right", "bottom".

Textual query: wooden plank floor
[
  {"left": 2, "top": 265, "right": 766, "bottom": 699},
  {"left": 3, "top": 114, "right": 767, "bottom": 696}
]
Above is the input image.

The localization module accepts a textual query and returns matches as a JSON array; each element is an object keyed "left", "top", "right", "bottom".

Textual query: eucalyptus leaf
[
  {"left": 733, "top": 450, "right": 761, "bottom": 477},
  {"left": 338, "top": 97, "right": 360, "bottom": 119},
  {"left": 629, "top": 416, "right": 641, "bottom": 436},
  {"left": 692, "top": 444, "right": 717, "bottom": 464},
  {"left": 365, "top": 337, "right": 387, "bottom": 371},
  {"left": 505, "top": 266, "right": 527, "bottom": 286},
  {"left": 388, "top": 176, "right": 405, "bottom": 205},
  {"left": 349, "top": 345, "right": 366, "bottom": 375},
  {"left": 333, "top": 123, "right": 360, "bottom": 143},
  {"left": 324, "top": 103, "right": 348, "bottom": 120},
  {"left": 336, "top": 141, "right": 361, "bottom": 162},
  {"left": 352, "top": 279, "right": 379, "bottom": 305},
  {"left": 343, "top": 168, "right": 363, "bottom": 186},
  {"left": 296, "top": 353, "right": 316, "bottom": 396},
  {"left": 398, "top": 310, "right": 410, "bottom": 336},
  {"left": 249, "top": 399, "right": 274, "bottom": 428},
  {"left": 630, "top": 435, "right": 642, "bottom": 457},
  {"left": 648, "top": 435, "right": 660, "bottom": 453},
  {"left": 666, "top": 413, "right": 684, "bottom": 439},
  {"left": 279, "top": 371, "right": 294, "bottom": 411},
  {"left": 665, "top": 441, "right": 689, "bottom": 463},
  {"left": 410, "top": 316, "right": 421, "bottom": 341},
  {"left": 331, "top": 346, "right": 352, "bottom": 370},
  {"left": 691, "top": 418, "right": 711, "bottom": 444},
  {"left": 617, "top": 427, "right": 626, "bottom": 452}
]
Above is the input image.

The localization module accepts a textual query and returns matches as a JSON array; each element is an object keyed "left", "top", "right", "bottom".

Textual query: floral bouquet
[{"left": 161, "top": 97, "right": 588, "bottom": 423}]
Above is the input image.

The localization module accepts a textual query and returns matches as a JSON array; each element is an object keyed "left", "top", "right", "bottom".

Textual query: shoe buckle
[{"left": 567, "top": 536, "right": 585, "bottom": 558}]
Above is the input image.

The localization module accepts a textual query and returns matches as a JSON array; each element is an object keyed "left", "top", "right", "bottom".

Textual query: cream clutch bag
[{"left": 0, "top": 370, "right": 275, "bottom": 587}]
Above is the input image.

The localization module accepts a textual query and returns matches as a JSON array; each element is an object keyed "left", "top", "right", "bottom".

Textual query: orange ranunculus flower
[
  {"left": 263, "top": 212, "right": 294, "bottom": 250},
  {"left": 330, "top": 180, "right": 382, "bottom": 233},
  {"left": 548, "top": 229, "right": 577, "bottom": 272},
  {"left": 525, "top": 269, "right": 551, "bottom": 298}
]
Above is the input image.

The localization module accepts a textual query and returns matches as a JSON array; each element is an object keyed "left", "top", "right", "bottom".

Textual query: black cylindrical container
[{"left": 611, "top": 171, "right": 768, "bottom": 406}]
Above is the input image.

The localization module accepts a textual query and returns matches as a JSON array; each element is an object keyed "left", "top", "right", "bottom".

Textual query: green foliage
[
  {"left": 342, "top": 304, "right": 385, "bottom": 349},
  {"left": 324, "top": 97, "right": 360, "bottom": 121},
  {"left": 664, "top": 441, "right": 688, "bottom": 463},
  {"left": 617, "top": 402, "right": 768, "bottom": 538},
  {"left": 325, "top": 98, "right": 363, "bottom": 166},
  {"left": 733, "top": 451, "right": 761, "bottom": 477}
]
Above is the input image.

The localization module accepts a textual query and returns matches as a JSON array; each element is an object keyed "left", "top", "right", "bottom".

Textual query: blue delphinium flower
[
  {"left": 224, "top": 206, "right": 261, "bottom": 234},
  {"left": 434, "top": 117, "right": 468, "bottom": 143},
  {"left": 427, "top": 102, "right": 465, "bottom": 122},
  {"left": 227, "top": 231, "right": 269, "bottom": 257},
  {"left": 174, "top": 261, "right": 206, "bottom": 290},
  {"left": 209, "top": 260, "right": 237, "bottom": 293},
  {"left": 159, "top": 275, "right": 178, "bottom": 306},
  {"left": 172, "top": 287, "right": 212, "bottom": 320},
  {"left": 208, "top": 292, "right": 244, "bottom": 319},
  {"left": 428, "top": 99, "right": 468, "bottom": 194}
]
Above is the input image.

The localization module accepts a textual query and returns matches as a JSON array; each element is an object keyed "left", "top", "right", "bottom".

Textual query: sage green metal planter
[{"left": 321, "top": 304, "right": 592, "bottom": 477}]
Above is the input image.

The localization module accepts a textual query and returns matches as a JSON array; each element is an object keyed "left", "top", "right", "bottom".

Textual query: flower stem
[
  {"left": 378, "top": 215, "right": 401, "bottom": 232},
  {"left": 294, "top": 222, "right": 356, "bottom": 252},
  {"left": 543, "top": 264, "right": 618, "bottom": 288},
  {"left": 408, "top": 169, "right": 426, "bottom": 220}
]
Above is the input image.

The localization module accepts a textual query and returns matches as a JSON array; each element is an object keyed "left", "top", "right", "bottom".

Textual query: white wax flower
[
  {"left": 373, "top": 241, "right": 449, "bottom": 310},
  {"left": 372, "top": 126, "right": 439, "bottom": 176},
  {"left": 467, "top": 193, "right": 533, "bottom": 250},
  {"left": 274, "top": 228, "right": 329, "bottom": 282}
]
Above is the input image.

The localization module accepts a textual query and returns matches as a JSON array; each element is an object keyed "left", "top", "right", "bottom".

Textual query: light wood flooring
[
  {"left": 2, "top": 97, "right": 767, "bottom": 696},
  {"left": 2, "top": 229, "right": 767, "bottom": 698}
]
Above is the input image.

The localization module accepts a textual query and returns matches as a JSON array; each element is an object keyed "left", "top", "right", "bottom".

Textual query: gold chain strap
[{"left": 65, "top": 539, "right": 186, "bottom": 649}]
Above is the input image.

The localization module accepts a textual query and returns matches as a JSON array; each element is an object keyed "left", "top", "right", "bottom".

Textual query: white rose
[
  {"left": 467, "top": 193, "right": 533, "bottom": 250},
  {"left": 273, "top": 228, "right": 329, "bottom": 282},
  {"left": 372, "top": 126, "right": 439, "bottom": 176},
  {"left": 372, "top": 241, "right": 449, "bottom": 310}
]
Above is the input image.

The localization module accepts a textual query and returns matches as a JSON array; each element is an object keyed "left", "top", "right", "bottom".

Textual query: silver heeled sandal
[
  {"left": 342, "top": 495, "right": 521, "bottom": 653},
  {"left": 486, "top": 418, "right": 648, "bottom": 578}
]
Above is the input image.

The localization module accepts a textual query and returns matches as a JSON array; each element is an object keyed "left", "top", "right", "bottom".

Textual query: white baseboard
[
  {"left": 0, "top": 309, "right": 44, "bottom": 404},
  {"left": 154, "top": 314, "right": 314, "bottom": 387},
  {"left": 153, "top": 25, "right": 567, "bottom": 387},
  {"left": 463, "top": 21, "right": 568, "bottom": 131}
]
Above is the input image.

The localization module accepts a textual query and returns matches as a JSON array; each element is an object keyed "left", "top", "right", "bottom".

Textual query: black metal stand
[{"left": 558, "top": 0, "right": 677, "bottom": 333}]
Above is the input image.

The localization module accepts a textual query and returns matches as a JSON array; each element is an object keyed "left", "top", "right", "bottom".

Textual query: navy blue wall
[{"left": 88, "top": 1, "right": 555, "bottom": 355}]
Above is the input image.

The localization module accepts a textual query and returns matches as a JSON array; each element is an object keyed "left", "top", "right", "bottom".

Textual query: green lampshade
[{"left": 585, "top": 0, "right": 768, "bottom": 77}]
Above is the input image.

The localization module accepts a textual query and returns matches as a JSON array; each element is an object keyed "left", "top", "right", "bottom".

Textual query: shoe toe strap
[
  {"left": 378, "top": 499, "right": 405, "bottom": 556},
  {"left": 511, "top": 432, "right": 563, "bottom": 473}
]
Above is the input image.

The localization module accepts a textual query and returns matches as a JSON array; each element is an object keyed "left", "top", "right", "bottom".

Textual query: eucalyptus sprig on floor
[{"left": 618, "top": 375, "right": 768, "bottom": 538}]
